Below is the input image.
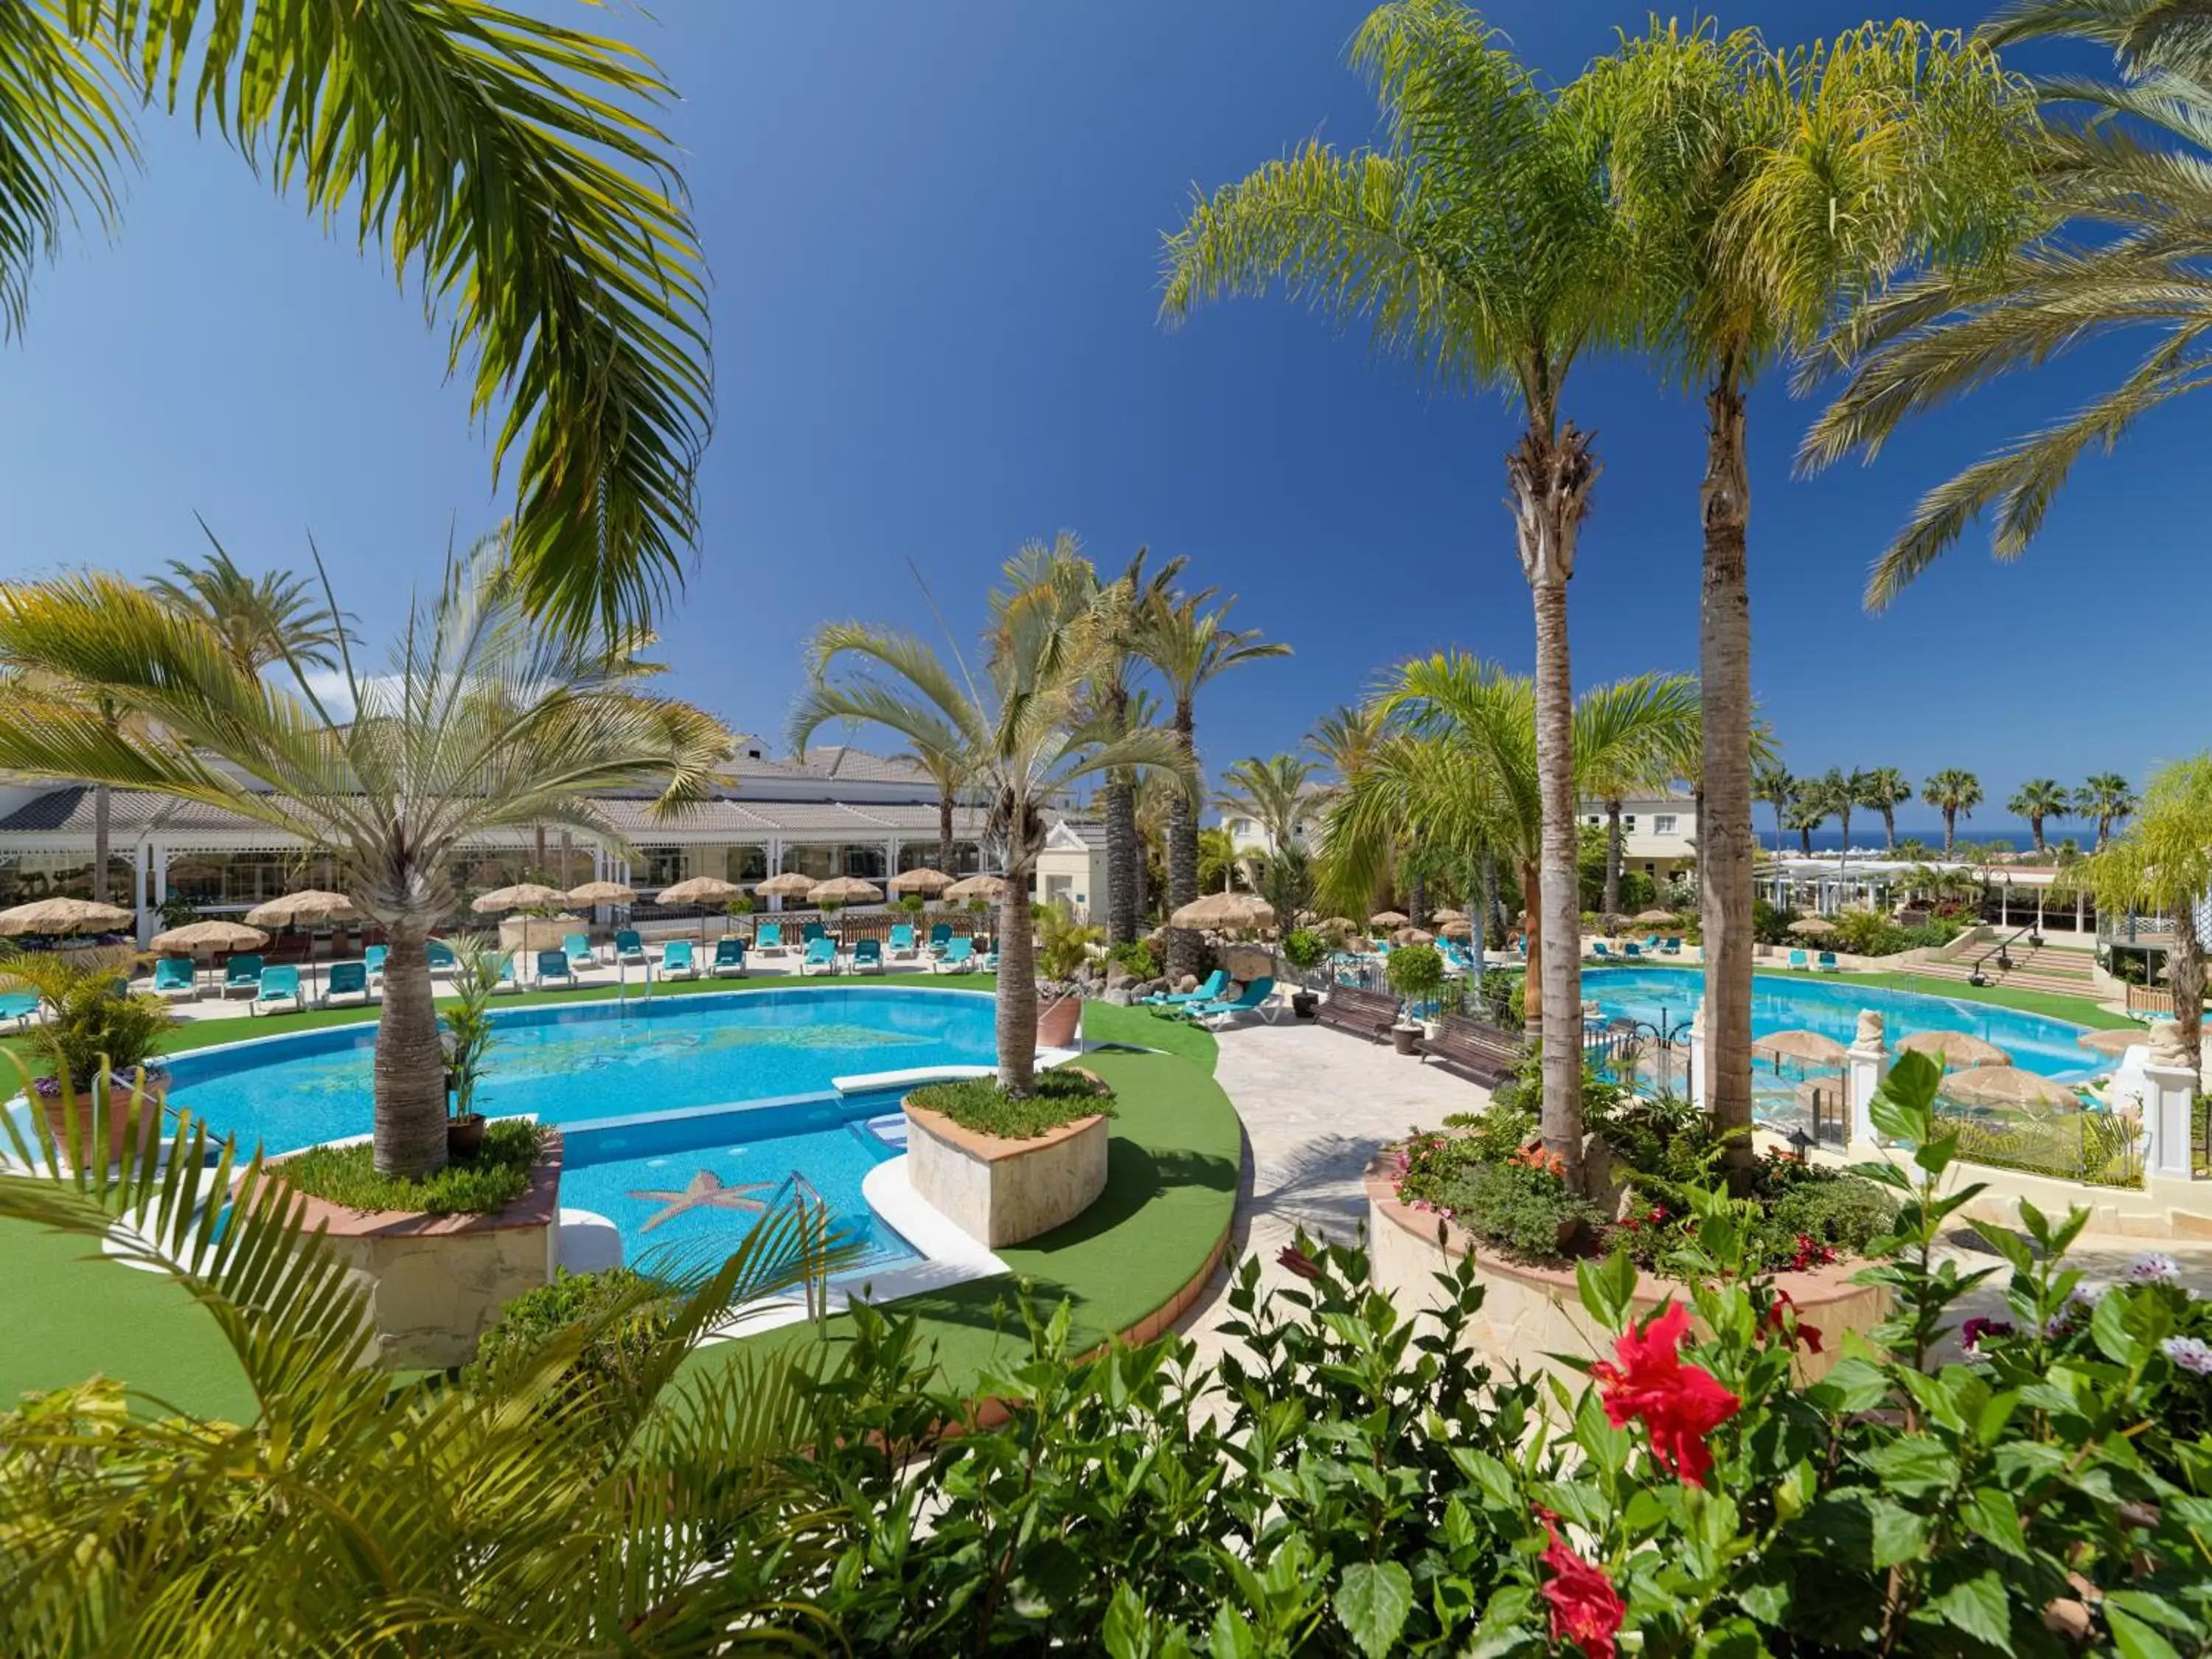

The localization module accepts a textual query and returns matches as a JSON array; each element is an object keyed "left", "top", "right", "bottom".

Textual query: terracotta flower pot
[
  {"left": 1034, "top": 995, "right": 1083, "bottom": 1051},
  {"left": 1391, "top": 1024, "right": 1420, "bottom": 1057},
  {"left": 40, "top": 1074, "right": 167, "bottom": 1164}
]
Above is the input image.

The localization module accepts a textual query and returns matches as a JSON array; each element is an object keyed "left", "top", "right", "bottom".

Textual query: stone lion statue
[
  {"left": 1853, "top": 1009, "right": 1885, "bottom": 1051},
  {"left": 2148, "top": 1020, "right": 2190, "bottom": 1068}
]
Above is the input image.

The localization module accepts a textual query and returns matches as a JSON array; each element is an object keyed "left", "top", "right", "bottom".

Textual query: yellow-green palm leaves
[{"left": 0, "top": 1, "right": 711, "bottom": 639}]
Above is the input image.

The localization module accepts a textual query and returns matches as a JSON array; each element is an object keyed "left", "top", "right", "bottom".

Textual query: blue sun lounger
[
  {"left": 563, "top": 932, "right": 594, "bottom": 970},
  {"left": 251, "top": 964, "right": 303, "bottom": 1016},
  {"left": 851, "top": 938, "right": 884, "bottom": 973},
  {"left": 1145, "top": 969, "right": 1227, "bottom": 1009},
  {"left": 425, "top": 939, "right": 458, "bottom": 976},
  {"left": 799, "top": 936, "right": 838, "bottom": 975},
  {"left": 888, "top": 923, "right": 918, "bottom": 960},
  {"left": 152, "top": 956, "right": 197, "bottom": 1000},
  {"left": 1178, "top": 976, "right": 1279, "bottom": 1028},
  {"left": 1787, "top": 950, "right": 1810, "bottom": 970},
  {"left": 223, "top": 953, "right": 265, "bottom": 998},
  {"left": 1660, "top": 936, "right": 1681, "bottom": 955},
  {"left": 1817, "top": 951, "right": 1840, "bottom": 973},
  {"left": 364, "top": 944, "right": 388, "bottom": 982},
  {"left": 614, "top": 930, "right": 647, "bottom": 968},
  {"left": 321, "top": 961, "right": 372, "bottom": 1007},
  {"left": 660, "top": 939, "right": 697, "bottom": 979},
  {"left": 932, "top": 936, "right": 976, "bottom": 974},
  {"left": 755, "top": 922, "right": 784, "bottom": 953},
  {"left": 711, "top": 937, "right": 747, "bottom": 978}
]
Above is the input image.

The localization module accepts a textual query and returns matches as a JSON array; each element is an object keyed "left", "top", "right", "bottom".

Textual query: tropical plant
[
  {"left": 1785, "top": 791, "right": 1828, "bottom": 856},
  {"left": 1280, "top": 926, "right": 1329, "bottom": 986},
  {"left": 1163, "top": 0, "right": 1638, "bottom": 1151},
  {"left": 2079, "top": 771, "right": 2138, "bottom": 849},
  {"left": 1217, "top": 753, "right": 1318, "bottom": 856},
  {"left": 1195, "top": 825, "right": 1240, "bottom": 896},
  {"left": 1259, "top": 841, "right": 1315, "bottom": 925},
  {"left": 1317, "top": 655, "right": 1699, "bottom": 1182},
  {"left": 1857, "top": 765, "right": 1915, "bottom": 849},
  {"left": 145, "top": 540, "right": 349, "bottom": 678},
  {"left": 791, "top": 540, "right": 1194, "bottom": 1092},
  {"left": 0, "top": 951, "right": 170, "bottom": 1096},
  {"left": 1591, "top": 15, "right": 2031, "bottom": 1189},
  {"left": 0, "top": 536, "right": 731, "bottom": 1178},
  {"left": 1384, "top": 939, "right": 1445, "bottom": 1015},
  {"left": 1305, "top": 702, "right": 1390, "bottom": 797},
  {"left": 1922, "top": 768, "right": 1983, "bottom": 852},
  {"left": 2070, "top": 755, "right": 2212, "bottom": 1077},
  {"left": 2008, "top": 777, "right": 2072, "bottom": 855},
  {"left": 1036, "top": 901, "right": 1104, "bottom": 984},
  {"left": 0, "top": 0, "right": 710, "bottom": 639},
  {"left": 1753, "top": 760, "right": 1795, "bottom": 854},
  {"left": 442, "top": 944, "right": 509, "bottom": 1124},
  {"left": 1802, "top": 0, "right": 2212, "bottom": 621},
  {"left": 1091, "top": 550, "right": 1184, "bottom": 947},
  {"left": 1134, "top": 586, "right": 1289, "bottom": 975}
]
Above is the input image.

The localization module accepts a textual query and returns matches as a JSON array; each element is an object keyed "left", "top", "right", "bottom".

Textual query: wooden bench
[
  {"left": 1415, "top": 1011, "right": 1526, "bottom": 1088},
  {"left": 1315, "top": 984, "right": 1399, "bottom": 1043}
]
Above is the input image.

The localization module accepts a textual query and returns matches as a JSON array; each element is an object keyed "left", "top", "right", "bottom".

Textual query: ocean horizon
[{"left": 1756, "top": 819, "right": 2065, "bottom": 855}]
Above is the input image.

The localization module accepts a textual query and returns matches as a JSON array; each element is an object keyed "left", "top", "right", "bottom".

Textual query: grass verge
[
  {"left": 908, "top": 1068, "right": 1113, "bottom": 1138},
  {"left": 1839, "top": 970, "right": 2135, "bottom": 1029}
]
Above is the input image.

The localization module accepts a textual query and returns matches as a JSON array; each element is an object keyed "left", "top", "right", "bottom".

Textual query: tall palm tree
[
  {"left": 2008, "top": 778, "right": 2072, "bottom": 856},
  {"left": 1134, "top": 588, "right": 1288, "bottom": 976},
  {"left": 1922, "top": 768, "right": 1983, "bottom": 853},
  {"left": 145, "top": 540, "right": 349, "bottom": 678},
  {"left": 1590, "top": 17, "right": 2031, "bottom": 1161},
  {"left": 0, "top": 1, "right": 711, "bottom": 639},
  {"left": 1753, "top": 761, "right": 1795, "bottom": 855},
  {"left": 2079, "top": 772, "right": 2138, "bottom": 850},
  {"left": 1787, "top": 792, "right": 1829, "bottom": 857},
  {"left": 1307, "top": 703, "right": 1390, "bottom": 798},
  {"left": 896, "top": 734, "right": 971, "bottom": 881},
  {"left": 2071, "top": 756, "right": 2212, "bottom": 1077},
  {"left": 1217, "top": 754, "right": 1318, "bottom": 858},
  {"left": 0, "top": 538, "right": 731, "bottom": 1178},
  {"left": 793, "top": 549, "right": 1192, "bottom": 1093},
  {"left": 1857, "top": 767, "right": 1915, "bottom": 850},
  {"left": 1319, "top": 655, "right": 1699, "bottom": 1181},
  {"left": 1809, "top": 767, "right": 1871, "bottom": 852},
  {"left": 1092, "top": 549, "right": 1184, "bottom": 946},
  {"left": 1164, "top": 0, "right": 1636, "bottom": 1141},
  {"left": 1801, "top": 1, "right": 2212, "bottom": 613}
]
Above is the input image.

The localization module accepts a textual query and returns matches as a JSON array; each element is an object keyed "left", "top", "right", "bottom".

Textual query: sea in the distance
[{"left": 1758, "top": 820, "right": 2056, "bottom": 855}]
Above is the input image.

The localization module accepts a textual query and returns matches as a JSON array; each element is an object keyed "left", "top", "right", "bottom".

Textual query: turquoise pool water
[{"left": 1582, "top": 966, "right": 2106, "bottom": 1082}]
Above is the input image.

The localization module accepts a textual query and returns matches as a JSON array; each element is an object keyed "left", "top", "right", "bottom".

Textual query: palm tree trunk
[
  {"left": 1699, "top": 364, "right": 1757, "bottom": 1186},
  {"left": 1475, "top": 852, "right": 1495, "bottom": 979},
  {"left": 372, "top": 923, "right": 449, "bottom": 1178},
  {"left": 1603, "top": 799, "right": 1623, "bottom": 917},
  {"left": 1520, "top": 858, "right": 1544, "bottom": 1042},
  {"left": 1164, "top": 703, "right": 1200, "bottom": 978},
  {"left": 2031, "top": 815, "right": 2046, "bottom": 855},
  {"left": 1882, "top": 807, "right": 1896, "bottom": 849},
  {"left": 1408, "top": 868, "right": 1427, "bottom": 930},
  {"left": 1771, "top": 799, "right": 1787, "bottom": 854},
  {"left": 1509, "top": 424, "right": 1594, "bottom": 1186},
  {"left": 1104, "top": 777, "right": 1138, "bottom": 946},
  {"left": 1799, "top": 821, "right": 1813, "bottom": 857},
  {"left": 938, "top": 790, "right": 957, "bottom": 879},
  {"left": 91, "top": 783, "right": 111, "bottom": 905},
  {"left": 2170, "top": 919, "right": 2205, "bottom": 1082},
  {"left": 1944, "top": 808, "right": 1957, "bottom": 852},
  {"left": 995, "top": 870, "right": 1040, "bottom": 1093}
]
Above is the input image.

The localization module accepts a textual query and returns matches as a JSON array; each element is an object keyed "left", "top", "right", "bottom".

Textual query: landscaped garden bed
[{"left": 905, "top": 1068, "right": 1116, "bottom": 1248}]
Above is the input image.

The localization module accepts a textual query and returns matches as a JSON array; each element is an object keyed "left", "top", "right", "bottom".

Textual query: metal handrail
[{"left": 1968, "top": 925, "right": 2034, "bottom": 981}]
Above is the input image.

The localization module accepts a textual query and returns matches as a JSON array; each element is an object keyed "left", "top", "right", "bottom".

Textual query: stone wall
[
  {"left": 284, "top": 1133, "right": 562, "bottom": 1369},
  {"left": 1365, "top": 1156, "right": 1887, "bottom": 1387},
  {"left": 905, "top": 1101, "right": 1108, "bottom": 1248}
]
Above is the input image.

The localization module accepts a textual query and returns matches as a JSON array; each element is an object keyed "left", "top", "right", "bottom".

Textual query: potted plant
[
  {"left": 1281, "top": 927, "right": 1327, "bottom": 1018},
  {"left": 1385, "top": 942, "right": 1445, "bottom": 1056},
  {"left": 965, "top": 894, "right": 992, "bottom": 950},
  {"left": 724, "top": 891, "right": 754, "bottom": 939},
  {"left": 898, "top": 891, "right": 928, "bottom": 921},
  {"left": 10, "top": 954, "right": 175, "bottom": 1162},
  {"left": 1033, "top": 902, "right": 1103, "bottom": 1049},
  {"left": 818, "top": 896, "right": 844, "bottom": 933},
  {"left": 440, "top": 945, "right": 506, "bottom": 1162}
]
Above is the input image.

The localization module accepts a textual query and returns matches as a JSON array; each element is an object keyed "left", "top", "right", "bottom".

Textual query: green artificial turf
[{"left": 1837, "top": 970, "right": 2135, "bottom": 1030}]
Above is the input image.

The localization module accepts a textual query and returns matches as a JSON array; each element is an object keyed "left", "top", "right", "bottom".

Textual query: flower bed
[{"left": 905, "top": 1070, "right": 1113, "bottom": 1248}]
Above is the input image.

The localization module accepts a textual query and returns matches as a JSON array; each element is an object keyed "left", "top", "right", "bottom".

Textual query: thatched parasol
[
  {"left": 1394, "top": 925, "right": 1436, "bottom": 945},
  {"left": 0, "top": 897, "right": 135, "bottom": 936},
  {"left": 1896, "top": 1029, "right": 2011, "bottom": 1069},
  {"left": 1941, "top": 1065, "right": 2079, "bottom": 1110},
  {"left": 887, "top": 868, "right": 956, "bottom": 896},
  {"left": 1171, "top": 891, "right": 1276, "bottom": 932},
  {"left": 943, "top": 874, "right": 1009, "bottom": 903},
  {"left": 756, "top": 872, "right": 819, "bottom": 900},
  {"left": 566, "top": 880, "right": 636, "bottom": 906},
  {"left": 1632, "top": 909, "right": 1677, "bottom": 927},
  {"left": 245, "top": 890, "right": 364, "bottom": 998},
  {"left": 1369, "top": 911, "right": 1408, "bottom": 928},
  {"left": 1430, "top": 908, "right": 1468, "bottom": 925},
  {"left": 1440, "top": 919, "right": 1475, "bottom": 940},
  {"left": 1787, "top": 917, "right": 1837, "bottom": 936},
  {"left": 1752, "top": 1029, "right": 1848, "bottom": 1068},
  {"left": 150, "top": 918, "right": 268, "bottom": 953},
  {"left": 468, "top": 883, "right": 569, "bottom": 915},
  {"left": 2077, "top": 1027, "right": 2146, "bottom": 1057},
  {"left": 810, "top": 876, "right": 883, "bottom": 907},
  {"left": 657, "top": 875, "right": 744, "bottom": 946}
]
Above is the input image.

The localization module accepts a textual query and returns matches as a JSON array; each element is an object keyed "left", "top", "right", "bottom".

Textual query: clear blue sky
[{"left": 0, "top": 1, "right": 2194, "bottom": 818}]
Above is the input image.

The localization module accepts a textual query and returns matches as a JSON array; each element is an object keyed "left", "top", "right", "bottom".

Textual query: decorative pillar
[
  {"left": 2076, "top": 889, "right": 2086, "bottom": 933},
  {"left": 2130, "top": 1021, "right": 2201, "bottom": 1182},
  {"left": 1688, "top": 1004, "right": 1708, "bottom": 1113},
  {"left": 1846, "top": 1009, "right": 1890, "bottom": 1153},
  {"left": 133, "top": 843, "right": 155, "bottom": 946}
]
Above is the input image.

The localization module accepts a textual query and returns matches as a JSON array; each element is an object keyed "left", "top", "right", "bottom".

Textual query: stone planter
[
  {"left": 273, "top": 1131, "right": 563, "bottom": 1369},
  {"left": 1391, "top": 1024, "right": 1420, "bottom": 1057},
  {"left": 1034, "top": 994, "right": 1083, "bottom": 1051},
  {"left": 1364, "top": 1153, "right": 1886, "bottom": 1386},
  {"left": 905, "top": 1090, "right": 1109, "bottom": 1248},
  {"left": 41, "top": 1074, "right": 167, "bottom": 1166},
  {"left": 1290, "top": 990, "right": 1320, "bottom": 1020}
]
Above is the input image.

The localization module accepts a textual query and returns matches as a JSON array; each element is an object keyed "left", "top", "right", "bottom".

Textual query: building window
[
  {"left": 723, "top": 844, "right": 768, "bottom": 883},
  {"left": 1231, "top": 818, "right": 1253, "bottom": 837},
  {"left": 638, "top": 846, "right": 686, "bottom": 888},
  {"left": 1584, "top": 815, "right": 1601, "bottom": 827},
  {"left": 1623, "top": 816, "right": 1637, "bottom": 832},
  {"left": 1653, "top": 814, "right": 1677, "bottom": 835}
]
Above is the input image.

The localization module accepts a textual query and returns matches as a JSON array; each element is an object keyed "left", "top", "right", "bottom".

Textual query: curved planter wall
[
  {"left": 1364, "top": 1156, "right": 1886, "bottom": 1385},
  {"left": 278, "top": 1131, "right": 563, "bottom": 1369},
  {"left": 905, "top": 1100, "right": 1108, "bottom": 1248}
]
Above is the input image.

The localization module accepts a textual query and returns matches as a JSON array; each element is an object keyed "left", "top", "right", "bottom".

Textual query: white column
[
  {"left": 1688, "top": 1004, "right": 1708, "bottom": 1113},
  {"left": 1846, "top": 1012, "right": 1890, "bottom": 1153},
  {"left": 133, "top": 843, "right": 154, "bottom": 946},
  {"left": 2124, "top": 1023, "right": 2201, "bottom": 1182}
]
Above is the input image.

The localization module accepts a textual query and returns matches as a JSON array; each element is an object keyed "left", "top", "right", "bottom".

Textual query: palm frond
[{"left": 0, "top": 4, "right": 133, "bottom": 336}]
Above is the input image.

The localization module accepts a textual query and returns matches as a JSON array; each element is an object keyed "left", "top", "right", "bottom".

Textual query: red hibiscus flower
[
  {"left": 1276, "top": 1243, "right": 1323, "bottom": 1281},
  {"left": 1590, "top": 1302, "right": 1741, "bottom": 1486},
  {"left": 1764, "top": 1290, "right": 1825, "bottom": 1354},
  {"left": 1537, "top": 1511, "right": 1626, "bottom": 1659}
]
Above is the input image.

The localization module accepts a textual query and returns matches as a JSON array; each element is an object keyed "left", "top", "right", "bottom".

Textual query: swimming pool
[{"left": 1582, "top": 966, "right": 2106, "bottom": 1082}]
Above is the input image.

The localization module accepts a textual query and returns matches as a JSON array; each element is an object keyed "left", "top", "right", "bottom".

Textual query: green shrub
[
  {"left": 277, "top": 1119, "right": 547, "bottom": 1214},
  {"left": 467, "top": 1266, "right": 674, "bottom": 1419},
  {"left": 1279, "top": 928, "right": 1326, "bottom": 978},
  {"left": 1385, "top": 941, "right": 1444, "bottom": 1009},
  {"left": 907, "top": 1068, "right": 1115, "bottom": 1138},
  {"left": 1036, "top": 902, "right": 1102, "bottom": 981},
  {"left": 1431, "top": 1159, "right": 1606, "bottom": 1261},
  {"left": 1107, "top": 939, "right": 1158, "bottom": 981},
  {"left": 6, "top": 954, "right": 173, "bottom": 1091},
  {"left": 1473, "top": 967, "right": 1524, "bottom": 1028},
  {"left": 1752, "top": 898, "right": 1799, "bottom": 945},
  {"left": 1832, "top": 909, "right": 1907, "bottom": 958}
]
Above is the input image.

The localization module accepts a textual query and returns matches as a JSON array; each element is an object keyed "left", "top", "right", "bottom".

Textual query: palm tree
[
  {"left": 1307, "top": 703, "right": 1390, "bottom": 797},
  {"left": 0, "top": 539, "right": 729, "bottom": 1178},
  {"left": 1922, "top": 769, "right": 1983, "bottom": 854},
  {"left": 1217, "top": 754, "right": 1318, "bottom": 859},
  {"left": 1318, "top": 655, "right": 1699, "bottom": 1182},
  {"left": 1857, "top": 767, "right": 1915, "bottom": 850},
  {"left": 793, "top": 548, "right": 1192, "bottom": 1093},
  {"left": 2007, "top": 778, "right": 2072, "bottom": 857},
  {"left": 2071, "top": 756, "right": 2212, "bottom": 1077},
  {"left": 145, "top": 540, "right": 349, "bottom": 678},
  {"left": 1164, "top": 1, "right": 1637, "bottom": 1144},
  {"left": 2079, "top": 772, "right": 2138, "bottom": 850},
  {"left": 1590, "top": 17, "right": 2031, "bottom": 1164},
  {"left": 1092, "top": 550, "right": 1184, "bottom": 946},
  {"left": 0, "top": 2, "right": 710, "bottom": 639},
  {"left": 897, "top": 734, "right": 972, "bottom": 883},
  {"left": 1787, "top": 793, "right": 1827, "bottom": 858},
  {"left": 1809, "top": 768, "right": 1871, "bottom": 853},
  {"left": 1197, "top": 826, "right": 1241, "bottom": 895},
  {"left": 1753, "top": 761, "right": 1795, "bottom": 855},
  {"left": 1135, "top": 587, "right": 1288, "bottom": 976}
]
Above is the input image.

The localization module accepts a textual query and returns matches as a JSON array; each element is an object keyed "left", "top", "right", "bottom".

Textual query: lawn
[
  {"left": 0, "top": 976, "right": 1228, "bottom": 1418},
  {"left": 1840, "top": 970, "right": 2135, "bottom": 1030}
]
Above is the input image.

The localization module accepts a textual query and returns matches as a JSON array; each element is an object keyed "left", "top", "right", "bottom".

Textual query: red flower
[
  {"left": 1764, "top": 1290, "right": 1825, "bottom": 1354},
  {"left": 1590, "top": 1303, "right": 1742, "bottom": 1486},
  {"left": 1537, "top": 1511, "right": 1626, "bottom": 1659},
  {"left": 1276, "top": 1244, "right": 1323, "bottom": 1281}
]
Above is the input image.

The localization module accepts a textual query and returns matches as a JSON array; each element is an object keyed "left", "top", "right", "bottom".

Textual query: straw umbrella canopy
[
  {"left": 1941, "top": 1065, "right": 2078, "bottom": 1110},
  {"left": 1369, "top": 910, "right": 1408, "bottom": 929},
  {"left": 1787, "top": 917, "right": 1837, "bottom": 936},
  {"left": 887, "top": 867, "right": 955, "bottom": 897},
  {"left": 1896, "top": 1030, "right": 2011, "bottom": 1069},
  {"left": 2077, "top": 1027, "right": 2146, "bottom": 1057},
  {"left": 565, "top": 880, "right": 636, "bottom": 907},
  {"left": 0, "top": 897, "right": 133, "bottom": 936},
  {"left": 810, "top": 877, "right": 883, "bottom": 908},
  {"left": 1752, "top": 1029, "right": 1848, "bottom": 1068},
  {"left": 150, "top": 918, "right": 268, "bottom": 953},
  {"left": 658, "top": 875, "right": 743, "bottom": 947},
  {"left": 943, "top": 874, "right": 1009, "bottom": 902},
  {"left": 1430, "top": 908, "right": 1468, "bottom": 925},
  {"left": 1440, "top": 919, "right": 1475, "bottom": 940},
  {"left": 467, "top": 883, "right": 569, "bottom": 915},
  {"left": 756, "top": 872, "right": 818, "bottom": 900},
  {"left": 244, "top": 890, "right": 364, "bottom": 998},
  {"left": 1170, "top": 891, "right": 1276, "bottom": 933},
  {"left": 1632, "top": 909, "right": 1677, "bottom": 927},
  {"left": 1394, "top": 925, "right": 1436, "bottom": 945},
  {"left": 1318, "top": 916, "right": 1358, "bottom": 934}
]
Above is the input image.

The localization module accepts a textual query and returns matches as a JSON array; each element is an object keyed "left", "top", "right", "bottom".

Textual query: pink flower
[{"left": 1590, "top": 1303, "right": 1741, "bottom": 1487}]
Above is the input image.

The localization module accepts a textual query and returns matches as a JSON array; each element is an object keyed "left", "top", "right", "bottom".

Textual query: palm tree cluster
[{"left": 1753, "top": 765, "right": 2135, "bottom": 862}]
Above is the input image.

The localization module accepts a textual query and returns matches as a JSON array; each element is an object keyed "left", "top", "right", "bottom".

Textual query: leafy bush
[
  {"left": 1752, "top": 898, "right": 1799, "bottom": 945},
  {"left": 1433, "top": 1158, "right": 1607, "bottom": 1259},
  {"left": 1107, "top": 939, "right": 1158, "bottom": 981},
  {"left": 1385, "top": 941, "right": 1444, "bottom": 1008},
  {"left": 5, "top": 954, "right": 173, "bottom": 1092},
  {"left": 1279, "top": 928, "right": 1327, "bottom": 978},
  {"left": 1036, "top": 902, "right": 1102, "bottom": 981},
  {"left": 1473, "top": 967, "right": 1524, "bottom": 1028},
  {"left": 907, "top": 1067, "right": 1115, "bottom": 1138},
  {"left": 276, "top": 1119, "right": 547, "bottom": 1214},
  {"left": 1832, "top": 908, "right": 1908, "bottom": 958},
  {"left": 467, "top": 1266, "right": 672, "bottom": 1411}
]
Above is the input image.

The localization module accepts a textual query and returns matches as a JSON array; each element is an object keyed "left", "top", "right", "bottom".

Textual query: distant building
[{"left": 1580, "top": 792, "right": 1697, "bottom": 884}]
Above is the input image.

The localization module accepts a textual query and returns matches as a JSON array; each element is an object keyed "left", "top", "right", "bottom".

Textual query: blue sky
[{"left": 0, "top": 1, "right": 2194, "bottom": 821}]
